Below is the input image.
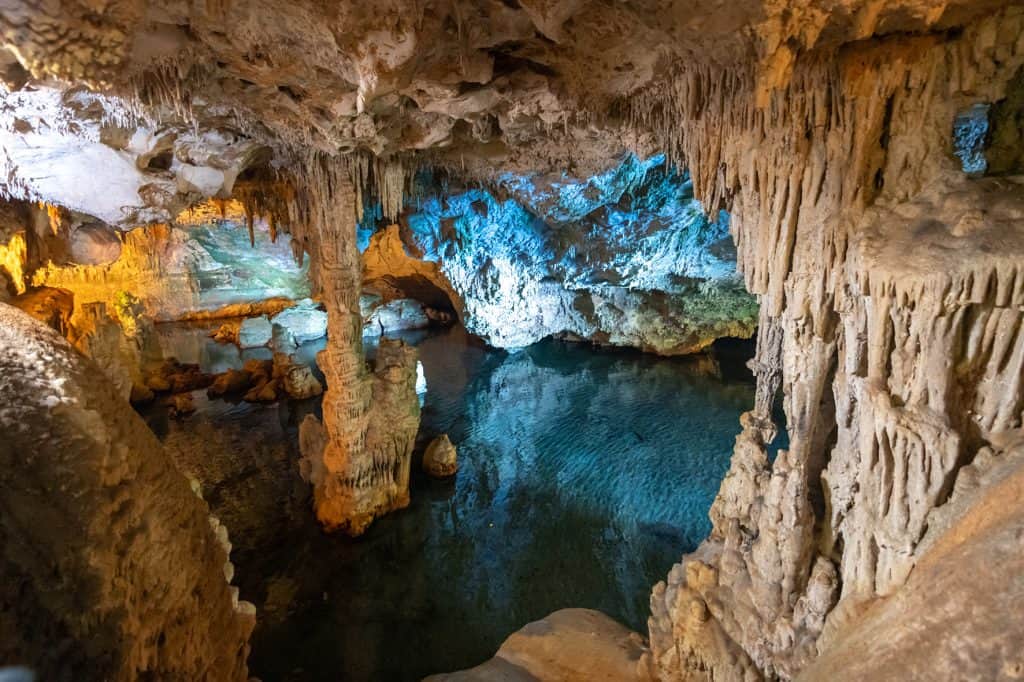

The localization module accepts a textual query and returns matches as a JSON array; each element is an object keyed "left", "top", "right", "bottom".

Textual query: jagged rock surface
[
  {"left": 370, "top": 156, "right": 758, "bottom": 354},
  {"left": 32, "top": 216, "right": 309, "bottom": 321},
  {"left": 0, "top": 303, "right": 254, "bottom": 680},
  {"left": 647, "top": 10, "right": 1024, "bottom": 682},
  {"left": 4, "top": 1, "right": 1024, "bottom": 679}
]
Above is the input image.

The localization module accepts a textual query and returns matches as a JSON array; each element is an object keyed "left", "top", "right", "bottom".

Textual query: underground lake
[{"left": 138, "top": 324, "right": 774, "bottom": 681}]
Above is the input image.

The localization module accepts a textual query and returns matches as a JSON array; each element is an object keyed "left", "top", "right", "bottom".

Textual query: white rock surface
[
  {"left": 271, "top": 299, "right": 328, "bottom": 345},
  {"left": 238, "top": 316, "right": 272, "bottom": 348}
]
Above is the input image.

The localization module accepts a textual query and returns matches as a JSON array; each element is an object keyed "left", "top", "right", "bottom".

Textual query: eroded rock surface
[
  {"left": 426, "top": 608, "right": 654, "bottom": 682},
  {"left": 364, "top": 156, "right": 758, "bottom": 354},
  {"left": 0, "top": 303, "right": 254, "bottom": 680},
  {"left": 423, "top": 434, "right": 458, "bottom": 478},
  {"left": 3, "top": 1, "right": 1024, "bottom": 679}
]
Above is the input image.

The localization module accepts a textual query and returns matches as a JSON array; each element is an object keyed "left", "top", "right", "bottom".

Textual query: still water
[{"left": 143, "top": 325, "right": 766, "bottom": 681}]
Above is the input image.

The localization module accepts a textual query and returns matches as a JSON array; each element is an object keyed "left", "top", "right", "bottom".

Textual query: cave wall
[
  {"left": 385, "top": 156, "right": 758, "bottom": 354},
  {"left": 32, "top": 208, "right": 310, "bottom": 321},
  {"left": 647, "top": 9, "right": 1024, "bottom": 680},
  {"left": 0, "top": 303, "right": 254, "bottom": 680},
  {"left": 2, "top": 0, "right": 1024, "bottom": 678}
]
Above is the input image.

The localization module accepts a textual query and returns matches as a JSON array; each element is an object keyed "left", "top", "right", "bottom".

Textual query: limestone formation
[
  {"left": 271, "top": 299, "right": 328, "bottom": 345},
  {"left": 207, "top": 368, "right": 253, "bottom": 398},
  {"left": 238, "top": 315, "right": 272, "bottom": 348},
  {"left": 272, "top": 352, "right": 323, "bottom": 400},
  {"left": 0, "top": 303, "right": 253, "bottom": 680},
  {"left": 362, "top": 295, "right": 433, "bottom": 336},
  {"left": 645, "top": 11, "right": 1024, "bottom": 682},
  {"left": 3, "top": 1, "right": 1024, "bottom": 679},
  {"left": 32, "top": 220, "right": 309, "bottom": 322},
  {"left": 426, "top": 609, "right": 654, "bottom": 682},
  {"left": 287, "top": 168, "right": 422, "bottom": 536},
  {"left": 389, "top": 156, "right": 758, "bottom": 354},
  {"left": 166, "top": 391, "right": 196, "bottom": 419},
  {"left": 422, "top": 434, "right": 458, "bottom": 478}
]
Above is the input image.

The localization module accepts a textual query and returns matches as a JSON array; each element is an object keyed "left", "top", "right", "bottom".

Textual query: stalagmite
[{"left": 292, "top": 161, "right": 421, "bottom": 535}]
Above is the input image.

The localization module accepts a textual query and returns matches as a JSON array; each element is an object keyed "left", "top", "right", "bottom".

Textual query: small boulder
[
  {"left": 244, "top": 377, "right": 279, "bottom": 403},
  {"left": 167, "top": 392, "right": 195, "bottom": 419},
  {"left": 145, "top": 359, "right": 213, "bottom": 393},
  {"left": 272, "top": 352, "right": 323, "bottom": 399},
  {"left": 422, "top": 434, "right": 458, "bottom": 478},
  {"left": 243, "top": 358, "right": 274, "bottom": 383},
  {"left": 211, "top": 320, "right": 241, "bottom": 344},
  {"left": 207, "top": 368, "right": 252, "bottom": 397},
  {"left": 238, "top": 315, "right": 273, "bottom": 348},
  {"left": 271, "top": 299, "right": 328, "bottom": 345}
]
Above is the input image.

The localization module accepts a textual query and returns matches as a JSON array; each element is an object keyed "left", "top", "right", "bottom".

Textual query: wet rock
[
  {"left": 422, "top": 434, "right": 458, "bottom": 478},
  {"left": 272, "top": 352, "right": 323, "bottom": 399},
  {"left": 238, "top": 316, "right": 272, "bottom": 348},
  {"left": 243, "top": 358, "right": 274, "bottom": 381},
  {"left": 145, "top": 359, "right": 214, "bottom": 394},
  {"left": 167, "top": 392, "right": 196, "bottom": 419},
  {"left": 243, "top": 378, "right": 279, "bottom": 403},
  {"left": 210, "top": 319, "right": 241, "bottom": 344},
  {"left": 207, "top": 368, "right": 253, "bottom": 398},
  {"left": 271, "top": 299, "right": 327, "bottom": 345}
]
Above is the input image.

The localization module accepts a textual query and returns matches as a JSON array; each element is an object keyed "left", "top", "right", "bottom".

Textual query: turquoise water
[{"left": 146, "top": 326, "right": 766, "bottom": 681}]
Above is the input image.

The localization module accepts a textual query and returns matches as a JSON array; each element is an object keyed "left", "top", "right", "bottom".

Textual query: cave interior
[{"left": 1, "top": 2, "right": 1023, "bottom": 681}]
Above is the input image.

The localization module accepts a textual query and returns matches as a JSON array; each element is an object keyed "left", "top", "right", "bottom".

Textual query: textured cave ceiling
[{"left": 3, "top": 0, "right": 1020, "bottom": 228}]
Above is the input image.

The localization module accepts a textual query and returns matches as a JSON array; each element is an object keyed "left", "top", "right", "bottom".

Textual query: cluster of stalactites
[{"left": 226, "top": 151, "right": 416, "bottom": 275}]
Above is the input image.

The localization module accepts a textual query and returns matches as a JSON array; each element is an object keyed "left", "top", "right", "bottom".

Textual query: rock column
[{"left": 297, "top": 166, "right": 420, "bottom": 535}]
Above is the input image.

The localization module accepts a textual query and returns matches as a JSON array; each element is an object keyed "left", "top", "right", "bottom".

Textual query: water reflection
[{"left": 148, "top": 325, "right": 766, "bottom": 681}]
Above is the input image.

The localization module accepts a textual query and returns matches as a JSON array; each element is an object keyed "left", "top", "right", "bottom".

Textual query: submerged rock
[
  {"left": 242, "top": 358, "right": 278, "bottom": 402},
  {"left": 422, "top": 434, "right": 458, "bottom": 478},
  {"left": 238, "top": 315, "right": 272, "bottom": 348},
  {"left": 271, "top": 299, "right": 327, "bottom": 345},
  {"left": 145, "top": 359, "right": 214, "bottom": 394}
]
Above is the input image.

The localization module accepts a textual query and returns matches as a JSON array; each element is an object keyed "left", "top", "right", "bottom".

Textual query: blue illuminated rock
[
  {"left": 271, "top": 299, "right": 328, "bottom": 345},
  {"left": 238, "top": 316, "right": 272, "bottom": 348},
  {"left": 389, "top": 155, "right": 758, "bottom": 355}
]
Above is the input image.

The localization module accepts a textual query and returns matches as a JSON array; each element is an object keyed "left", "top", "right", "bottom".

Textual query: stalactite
[{"left": 646, "top": 9, "right": 1024, "bottom": 680}]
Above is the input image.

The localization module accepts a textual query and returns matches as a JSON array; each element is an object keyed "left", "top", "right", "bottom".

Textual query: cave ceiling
[{"left": 0, "top": 0, "right": 1020, "bottom": 227}]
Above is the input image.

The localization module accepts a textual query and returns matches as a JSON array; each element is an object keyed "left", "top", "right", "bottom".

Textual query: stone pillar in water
[{"left": 298, "top": 169, "right": 420, "bottom": 536}]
